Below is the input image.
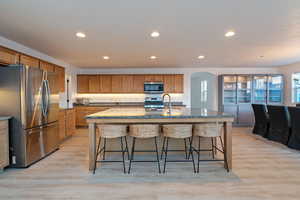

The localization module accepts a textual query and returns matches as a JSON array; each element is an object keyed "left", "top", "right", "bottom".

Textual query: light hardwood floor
[{"left": 0, "top": 128, "right": 300, "bottom": 200}]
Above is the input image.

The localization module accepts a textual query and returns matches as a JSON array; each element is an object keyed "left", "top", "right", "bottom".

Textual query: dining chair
[
  {"left": 252, "top": 104, "right": 269, "bottom": 138},
  {"left": 267, "top": 105, "right": 291, "bottom": 145},
  {"left": 287, "top": 107, "right": 300, "bottom": 150}
]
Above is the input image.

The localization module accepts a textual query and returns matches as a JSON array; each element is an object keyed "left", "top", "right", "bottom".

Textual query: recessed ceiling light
[
  {"left": 103, "top": 56, "right": 110, "bottom": 60},
  {"left": 198, "top": 55, "right": 205, "bottom": 59},
  {"left": 225, "top": 31, "right": 235, "bottom": 37},
  {"left": 76, "top": 32, "right": 86, "bottom": 38},
  {"left": 150, "top": 56, "right": 157, "bottom": 60},
  {"left": 151, "top": 31, "right": 160, "bottom": 38}
]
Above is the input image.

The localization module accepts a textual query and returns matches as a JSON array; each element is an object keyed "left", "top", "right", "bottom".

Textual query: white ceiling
[{"left": 1, "top": 0, "right": 300, "bottom": 68}]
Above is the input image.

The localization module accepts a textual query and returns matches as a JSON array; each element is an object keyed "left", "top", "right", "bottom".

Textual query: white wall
[
  {"left": 76, "top": 67, "right": 280, "bottom": 108},
  {"left": 279, "top": 62, "right": 300, "bottom": 106},
  {"left": 0, "top": 36, "right": 78, "bottom": 108}
]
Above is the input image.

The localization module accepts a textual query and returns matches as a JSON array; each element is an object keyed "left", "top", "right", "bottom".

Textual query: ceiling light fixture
[
  {"left": 150, "top": 56, "right": 157, "bottom": 60},
  {"left": 198, "top": 55, "right": 205, "bottom": 59},
  {"left": 151, "top": 31, "right": 160, "bottom": 38},
  {"left": 76, "top": 32, "right": 86, "bottom": 38},
  {"left": 103, "top": 56, "right": 110, "bottom": 60},
  {"left": 225, "top": 31, "right": 235, "bottom": 37}
]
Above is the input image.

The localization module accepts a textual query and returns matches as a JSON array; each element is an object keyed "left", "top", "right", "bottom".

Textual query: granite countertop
[
  {"left": 86, "top": 107, "right": 233, "bottom": 119},
  {"left": 74, "top": 102, "right": 185, "bottom": 107},
  {"left": 0, "top": 116, "right": 12, "bottom": 120}
]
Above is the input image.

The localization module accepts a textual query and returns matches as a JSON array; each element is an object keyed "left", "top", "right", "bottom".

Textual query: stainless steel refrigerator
[{"left": 0, "top": 64, "right": 60, "bottom": 167}]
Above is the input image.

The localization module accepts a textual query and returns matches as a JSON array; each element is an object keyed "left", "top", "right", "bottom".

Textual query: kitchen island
[{"left": 86, "top": 108, "right": 234, "bottom": 172}]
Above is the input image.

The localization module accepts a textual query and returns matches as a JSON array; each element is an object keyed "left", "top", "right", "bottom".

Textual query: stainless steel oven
[{"left": 144, "top": 82, "right": 164, "bottom": 94}]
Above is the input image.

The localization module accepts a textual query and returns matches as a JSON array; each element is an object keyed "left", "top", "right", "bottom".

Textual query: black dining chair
[
  {"left": 252, "top": 104, "right": 269, "bottom": 138},
  {"left": 287, "top": 107, "right": 300, "bottom": 150},
  {"left": 267, "top": 105, "right": 291, "bottom": 145},
  {"left": 296, "top": 104, "right": 300, "bottom": 107}
]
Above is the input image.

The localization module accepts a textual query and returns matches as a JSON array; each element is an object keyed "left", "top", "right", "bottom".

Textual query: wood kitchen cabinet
[
  {"left": 174, "top": 74, "right": 184, "bottom": 93},
  {"left": 77, "top": 75, "right": 90, "bottom": 93},
  {"left": 133, "top": 75, "right": 145, "bottom": 93},
  {"left": 99, "top": 75, "right": 112, "bottom": 93},
  {"left": 0, "top": 120, "right": 9, "bottom": 171},
  {"left": 122, "top": 75, "right": 134, "bottom": 93},
  {"left": 0, "top": 46, "right": 19, "bottom": 65},
  {"left": 111, "top": 75, "right": 123, "bottom": 93},
  {"left": 66, "top": 109, "right": 76, "bottom": 137},
  {"left": 163, "top": 75, "right": 175, "bottom": 93},
  {"left": 88, "top": 75, "right": 100, "bottom": 93},
  {"left": 77, "top": 74, "right": 184, "bottom": 94},
  {"left": 144, "top": 75, "right": 164, "bottom": 82},
  {"left": 75, "top": 106, "right": 109, "bottom": 127},
  {"left": 59, "top": 109, "right": 76, "bottom": 141},
  {"left": 58, "top": 110, "right": 66, "bottom": 141},
  {"left": 20, "top": 54, "right": 39, "bottom": 68},
  {"left": 55, "top": 66, "right": 65, "bottom": 93},
  {"left": 40, "top": 61, "right": 55, "bottom": 72}
]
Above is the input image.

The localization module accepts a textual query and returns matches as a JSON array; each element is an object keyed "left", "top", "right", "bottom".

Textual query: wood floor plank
[{"left": 0, "top": 127, "right": 300, "bottom": 200}]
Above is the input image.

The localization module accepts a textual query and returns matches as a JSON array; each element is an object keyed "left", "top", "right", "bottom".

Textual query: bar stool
[
  {"left": 94, "top": 125, "right": 129, "bottom": 174},
  {"left": 161, "top": 124, "right": 195, "bottom": 173},
  {"left": 192, "top": 123, "right": 229, "bottom": 173},
  {"left": 128, "top": 124, "right": 161, "bottom": 174}
]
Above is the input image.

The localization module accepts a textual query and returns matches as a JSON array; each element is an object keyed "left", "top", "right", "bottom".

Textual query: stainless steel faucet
[{"left": 162, "top": 93, "right": 172, "bottom": 113}]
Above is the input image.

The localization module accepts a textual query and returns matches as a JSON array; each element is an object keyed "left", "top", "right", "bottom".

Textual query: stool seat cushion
[
  {"left": 97, "top": 125, "right": 128, "bottom": 138},
  {"left": 129, "top": 124, "right": 159, "bottom": 138},
  {"left": 193, "top": 123, "right": 222, "bottom": 137},
  {"left": 162, "top": 124, "right": 193, "bottom": 138}
]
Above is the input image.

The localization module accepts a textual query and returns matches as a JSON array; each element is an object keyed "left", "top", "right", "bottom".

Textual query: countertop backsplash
[{"left": 75, "top": 93, "right": 184, "bottom": 103}]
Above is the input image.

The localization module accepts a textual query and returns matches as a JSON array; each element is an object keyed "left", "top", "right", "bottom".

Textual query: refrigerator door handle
[
  {"left": 41, "top": 80, "right": 47, "bottom": 118},
  {"left": 45, "top": 80, "right": 51, "bottom": 116}
]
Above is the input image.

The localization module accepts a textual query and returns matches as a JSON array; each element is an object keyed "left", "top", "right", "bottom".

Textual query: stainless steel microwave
[{"left": 144, "top": 82, "right": 164, "bottom": 94}]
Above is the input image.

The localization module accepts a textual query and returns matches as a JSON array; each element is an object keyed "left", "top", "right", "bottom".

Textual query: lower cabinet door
[{"left": 238, "top": 104, "right": 255, "bottom": 126}]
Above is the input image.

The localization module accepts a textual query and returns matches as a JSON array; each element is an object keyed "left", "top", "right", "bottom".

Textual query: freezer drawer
[{"left": 25, "top": 122, "right": 59, "bottom": 166}]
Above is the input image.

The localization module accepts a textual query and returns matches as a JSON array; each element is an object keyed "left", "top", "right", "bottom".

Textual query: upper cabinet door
[
  {"left": 88, "top": 75, "right": 100, "bottom": 93},
  {"left": 0, "top": 46, "right": 19, "bottom": 65},
  {"left": 20, "top": 54, "right": 39, "bottom": 68},
  {"left": 40, "top": 61, "right": 55, "bottom": 72},
  {"left": 237, "top": 75, "right": 252, "bottom": 104},
  {"left": 122, "top": 75, "right": 134, "bottom": 93},
  {"left": 99, "top": 75, "right": 112, "bottom": 93},
  {"left": 133, "top": 75, "right": 145, "bottom": 93},
  {"left": 223, "top": 76, "right": 237, "bottom": 104},
  {"left": 55, "top": 66, "right": 65, "bottom": 93},
  {"left": 77, "top": 75, "right": 89, "bottom": 93},
  {"left": 253, "top": 75, "right": 268, "bottom": 104},
  {"left": 174, "top": 74, "right": 184, "bottom": 93},
  {"left": 163, "top": 75, "right": 175, "bottom": 93},
  {"left": 144, "top": 75, "right": 164, "bottom": 82},
  {"left": 111, "top": 75, "right": 123, "bottom": 93},
  {"left": 267, "top": 75, "right": 283, "bottom": 104}
]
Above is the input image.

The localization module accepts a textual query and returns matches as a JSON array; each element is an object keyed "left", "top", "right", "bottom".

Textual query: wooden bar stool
[
  {"left": 161, "top": 124, "right": 195, "bottom": 173},
  {"left": 192, "top": 123, "right": 229, "bottom": 173},
  {"left": 128, "top": 124, "right": 161, "bottom": 174},
  {"left": 94, "top": 125, "right": 129, "bottom": 174}
]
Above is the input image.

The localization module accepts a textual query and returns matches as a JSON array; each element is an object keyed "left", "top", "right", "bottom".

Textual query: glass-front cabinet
[
  {"left": 219, "top": 74, "right": 284, "bottom": 126},
  {"left": 268, "top": 75, "right": 283, "bottom": 104},
  {"left": 237, "top": 76, "right": 252, "bottom": 103},
  {"left": 253, "top": 75, "right": 268, "bottom": 104},
  {"left": 223, "top": 76, "right": 237, "bottom": 104}
]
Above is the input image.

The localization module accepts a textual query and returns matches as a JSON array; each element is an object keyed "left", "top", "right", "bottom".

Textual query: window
[
  {"left": 292, "top": 73, "right": 300, "bottom": 103},
  {"left": 200, "top": 80, "right": 208, "bottom": 103}
]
